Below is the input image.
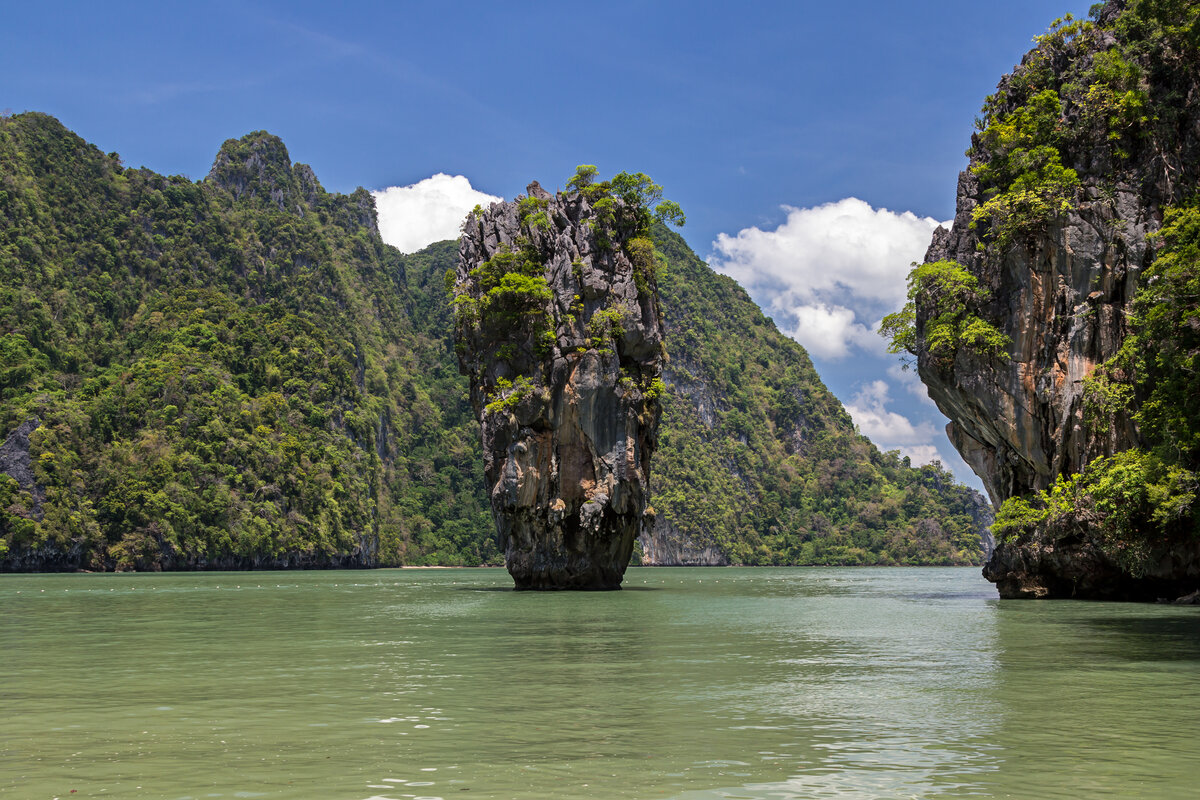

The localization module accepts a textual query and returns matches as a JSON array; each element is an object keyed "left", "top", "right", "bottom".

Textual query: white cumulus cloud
[
  {"left": 373, "top": 174, "right": 501, "bottom": 254},
  {"left": 787, "top": 303, "right": 879, "bottom": 360},
  {"left": 710, "top": 197, "right": 949, "bottom": 360},
  {"left": 845, "top": 380, "right": 946, "bottom": 466}
]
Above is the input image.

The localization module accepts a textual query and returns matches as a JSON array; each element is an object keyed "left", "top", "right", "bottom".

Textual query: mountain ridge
[{"left": 0, "top": 112, "right": 991, "bottom": 570}]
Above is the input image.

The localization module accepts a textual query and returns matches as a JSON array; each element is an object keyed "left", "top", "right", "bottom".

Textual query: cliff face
[
  {"left": 923, "top": 171, "right": 1151, "bottom": 504},
  {"left": 914, "top": 0, "right": 1200, "bottom": 598},
  {"left": 0, "top": 419, "right": 43, "bottom": 516},
  {"left": 637, "top": 514, "right": 730, "bottom": 566},
  {"left": 454, "top": 181, "right": 665, "bottom": 589}
]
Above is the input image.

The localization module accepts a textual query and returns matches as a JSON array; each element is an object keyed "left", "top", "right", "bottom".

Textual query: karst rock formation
[
  {"left": 912, "top": 0, "right": 1200, "bottom": 599},
  {"left": 454, "top": 180, "right": 666, "bottom": 589}
]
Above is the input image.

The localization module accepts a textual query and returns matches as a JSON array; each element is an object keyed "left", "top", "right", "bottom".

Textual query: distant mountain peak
[{"left": 207, "top": 130, "right": 322, "bottom": 212}]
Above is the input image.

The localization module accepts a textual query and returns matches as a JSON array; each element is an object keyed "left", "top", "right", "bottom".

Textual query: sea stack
[{"left": 453, "top": 174, "right": 672, "bottom": 589}]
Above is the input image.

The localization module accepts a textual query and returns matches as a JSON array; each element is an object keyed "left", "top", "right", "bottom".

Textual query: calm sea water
[{"left": 2, "top": 567, "right": 1198, "bottom": 799}]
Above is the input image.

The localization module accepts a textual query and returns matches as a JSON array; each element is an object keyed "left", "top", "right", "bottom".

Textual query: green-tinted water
[{"left": 2, "top": 567, "right": 1198, "bottom": 799}]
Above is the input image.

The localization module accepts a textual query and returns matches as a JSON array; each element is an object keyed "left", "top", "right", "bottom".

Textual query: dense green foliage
[
  {"left": 1119, "top": 203, "right": 1200, "bottom": 454},
  {"left": 452, "top": 167, "right": 680, "bottom": 415},
  {"left": 967, "top": 1, "right": 1197, "bottom": 250},
  {"left": 453, "top": 242, "right": 556, "bottom": 374},
  {"left": 0, "top": 115, "right": 987, "bottom": 569},
  {"left": 566, "top": 165, "right": 686, "bottom": 231},
  {"left": 0, "top": 113, "right": 493, "bottom": 569},
  {"left": 880, "top": 260, "right": 1010, "bottom": 368},
  {"left": 970, "top": 87, "right": 1081, "bottom": 251},
  {"left": 650, "top": 229, "right": 988, "bottom": 565},
  {"left": 996, "top": 200, "right": 1200, "bottom": 565}
]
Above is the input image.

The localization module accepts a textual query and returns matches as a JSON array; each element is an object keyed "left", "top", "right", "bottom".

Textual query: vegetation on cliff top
[{"left": 965, "top": 0, "right": 1197, "bottom": 250}]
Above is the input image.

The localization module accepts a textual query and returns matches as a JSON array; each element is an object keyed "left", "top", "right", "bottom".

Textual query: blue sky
[{"left": 4, "top": 0, "right": 1095, "bottom": 491}]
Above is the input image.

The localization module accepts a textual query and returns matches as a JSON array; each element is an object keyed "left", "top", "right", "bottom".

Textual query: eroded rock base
[
  {"left": 985, "top": 536, "right": 1200, "bottom": 602},
  {"left": 503, "top": 511, "right": 637, "bottom": 590}
]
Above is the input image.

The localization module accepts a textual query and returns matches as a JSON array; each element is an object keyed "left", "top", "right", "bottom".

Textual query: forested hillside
[
  {"left": 0, "top": 113, "right": 990, "bottom": 570},
  {"left": 0, "top": 113, "right": 492, "bottom": 569},
  {"left": 647, "top": 227, "right": 990, "bottom": 565}
]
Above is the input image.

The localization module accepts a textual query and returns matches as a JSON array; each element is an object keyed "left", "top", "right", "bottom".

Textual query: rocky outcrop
[
  {"left": 637, "top": 514, "right": 729, "bottom": 566},
  {"left": 982, "top": 519, "right": 1200, "bottom": 601},
  {"left": 208, "top": 131, "right": 309, "bottom": 211},
  {"left": 963, "top": 489, "right": 996, "bottom": 561},
  {"left": 923, "top": 174, "right": 1152, "bottom": 506},
  {"left": 916, "top": 0, "right": 1200, "bottom": 597},
  {"left": 454, "top": 181, "right": 665, "bottom": 589},
  {"left": 0, "top": 418, "right": 43, "bottom": 519},
  {"left": 206, "top": 131, "right": 380, "bottom": 236}
]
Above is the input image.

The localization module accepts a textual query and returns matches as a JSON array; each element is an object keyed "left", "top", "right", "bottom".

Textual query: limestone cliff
[
  {"left": 0, "top": 114, "right": 993, "bottom": 572},
  {"left": 637, "top": 513, "right": 730, "bottom": 566},
  {"left": 0, "top": 419, "right": 43, "bottom": 519},
  {"left": 454, "top": 180, "right": 667, "bottom": 589},
  {"left": 911, "top": 0, "right": 1200, "bottom": 598}
]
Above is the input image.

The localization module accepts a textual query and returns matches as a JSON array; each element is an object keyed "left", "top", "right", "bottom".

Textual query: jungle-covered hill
[
  {"left": 0, "top": 112, "right": 989, "bottom": 570},
  {"left": 647, "top": 226, "right": 990, "bottom": 565}
]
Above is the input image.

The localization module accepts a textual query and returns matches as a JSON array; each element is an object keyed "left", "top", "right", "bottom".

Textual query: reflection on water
[
  {"left": 970, "top": 602, "right": 1200, "bottom": 800},
  {"left": 1, "top": 567, "right": 1198, "bottom": 799}
]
